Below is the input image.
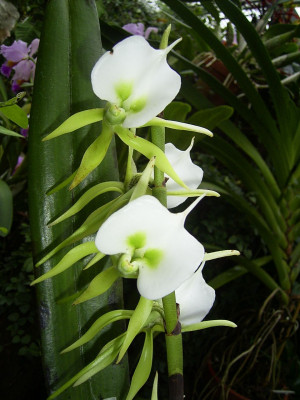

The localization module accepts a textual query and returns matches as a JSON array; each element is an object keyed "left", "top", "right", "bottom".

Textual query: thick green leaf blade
[
  {"left": 28, "top": 1, "right": 128, "bottom": 398},
  {"left": 73, "top": 266, "right": 121, "bottom": 304},
  {"left": 118, "top": 297, "right": 153, "bottom": 362},
  {"left": 0, "top": 104, "right": 28, "bottom": 128},
  {"left": 62, "top": 309, "right": 133, "bottom": 353},
  {"left": 0, "top": 125, "right": 24, "bottom": 138},
  {"left": 43, "top": 108, "right": 104, "bottom": 140},
  {"left": 126, "top": 330, "right": 153, "bottom": 400},
  {"left": 0, "top": 180, "right": 13, "bottom": 237},
  {"left": 31, "top": 242, "right": 98, "bottom": 284}
]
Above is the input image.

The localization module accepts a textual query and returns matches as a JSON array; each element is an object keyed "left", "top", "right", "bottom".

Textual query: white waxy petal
[
  {"left": 165, "top": 140, "right": 203, "bottom": 208},
  {"left": 137, "top": 226, "right": 204, "bottom": 300},
  {"left": 95, "top": 195, "right": 179, "bottom": 254},
  {"left": 95, "top": 195, "right": 205, "bottom": 300},
  {"left": 176, "top": 264, "right": 215, "bottom": 326},
  {"left": 91, "top": 36, "right": 181, "bottom": 128}
]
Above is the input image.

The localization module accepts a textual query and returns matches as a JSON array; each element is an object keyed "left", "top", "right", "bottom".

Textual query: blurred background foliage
[{"left": 1, "top": 0, "right": 300, "bottom": 399}]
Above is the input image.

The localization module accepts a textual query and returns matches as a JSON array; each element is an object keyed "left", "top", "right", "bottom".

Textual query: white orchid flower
[
  {"left": 165, "top": 139, "right": 204, "bottom": 208},
  {"left": 95, "top": 195, "right": 205, "bottom": 300},
  {"left": 91, "top": 35, "right": 181, "bottom": 128},
  {"left": 176, "top": 263, "right": 215, "bottom": 326}
]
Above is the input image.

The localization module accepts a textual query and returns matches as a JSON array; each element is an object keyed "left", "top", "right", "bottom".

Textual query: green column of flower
[{"left": 28, "top": 1, "right": 128, "bottom": 399}]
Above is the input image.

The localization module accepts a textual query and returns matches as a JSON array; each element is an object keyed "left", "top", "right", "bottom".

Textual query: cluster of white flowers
[{"left": 91, "top": 36, "right": 215, "bottom": 325}]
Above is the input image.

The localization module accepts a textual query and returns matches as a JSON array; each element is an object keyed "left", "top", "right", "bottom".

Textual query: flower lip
[
  {"left": 91, "top": 36, "right": 181, "bottom": 128},
  {"left": 164, "top": 139, "right": 204, "bottom": 208},
  {"left": 176, "top": 262, "right": 215, "bottom": 326},
  {"left": 95, "top": 195, "right": 204, "bottom": 300}
]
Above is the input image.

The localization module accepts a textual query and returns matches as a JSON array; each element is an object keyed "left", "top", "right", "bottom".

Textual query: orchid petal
[
  {"left": 13, "top": 59, "right": 35, "bottom": 81},
  {"left": 144, "top": 27, "right": 159, "bottom": 40},
  {"left": 29, "top": 38, "right": 39, "bottom": 56},
  {"left": 95, "top": 195, "right": 204, "bottom": 300},
  {"left": 165, "top": 140, "right": 204, "bottom": 208},
  {"left": 91, "top": 36, "right": 181, "bottom": 128},
  {"left": 176, "top": 263, "right": 215, "bottom": 326},
  {"left": 0, "top": 40, "right": 28, "bottom": 62}
]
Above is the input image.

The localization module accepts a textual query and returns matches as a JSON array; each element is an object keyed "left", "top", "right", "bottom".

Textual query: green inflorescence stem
[{"left": 151, "top": 124, "right": 184, "bottom": 400}]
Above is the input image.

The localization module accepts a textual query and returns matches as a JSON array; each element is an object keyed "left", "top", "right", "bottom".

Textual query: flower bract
[
  {"left": 91, "top": 36, "right": 181, "bottom": 128},
  {"left": 165, "top": 139, "right": 204, "bottom": 208},
  {"left": 95, "top": 195, "right": 204, "bottom": 300},
  {"left": 176, "top": 263, "right": 215, "bottom": 326}
]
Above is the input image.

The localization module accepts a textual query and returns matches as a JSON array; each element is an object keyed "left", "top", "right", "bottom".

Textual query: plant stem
[{"left": 151, "top": 125, "right": 184, "bottom": 400}]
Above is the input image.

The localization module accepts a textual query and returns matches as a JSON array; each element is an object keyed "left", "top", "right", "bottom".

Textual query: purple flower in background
[
  {"left": 0, "top": 38, "right": 39, "bottom": 92},
  {"left": 123, "top": 23, "right": 158, "bottom": 40}
]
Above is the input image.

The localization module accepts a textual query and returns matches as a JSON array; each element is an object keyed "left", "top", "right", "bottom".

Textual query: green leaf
[
  {"left": 70, "top": 121, "right": 114, "bottom": 189},
  {"left": 0, "top": 92, "right": 26, "bottom": 107},
  {"left": 0, "top": 126, "right": 24, "bottom": 138},
  {"left": 151, "top": 372, "right": 159, "bottom": 400},
  {"left": 28, "top": 1, "right": 128, "bottom": 398},
  {"left": 73, "top": 266, "right": 121, "bottom": 304},
  {"left": 43, "top": 108, "right": 104, "bottom": 140},
  {"left": 31, "top": 242, "right": 98, "bottom": 284},
  {"left": 50, "top": 181, "right": 124, "bottom": 225},
  {"left": 0, "top": 105, "right": 28, "bottom": 128},
  {"left": 62, "top": 309, "right": 133, "bottom": 353},
  {"left": 115, "top": 125, "right": 189, "bottom": 190},
  {"left": 0, "top": 180, "right": 13, "bottom": 237},
  {"left": 181, "top": 320, "right": 237, "bottom": 333},
  {"left": 118, "top": 297, "right": 153, "bottom": 362},
  {"left": 126, "top": 330, "right": 153, "bottom": 400},
  {"left": 73, "top": 334, "right": 126, "bottom": 386},
  {"left": 48, "top": 334, "right": 126, "bottom": 399}
]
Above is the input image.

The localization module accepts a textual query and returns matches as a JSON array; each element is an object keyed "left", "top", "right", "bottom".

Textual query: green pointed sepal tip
[
  {"left": 47, "top": 333, "right": 126, "bottom": 400},
  {"left": 61, "top": 309, "right": 133, "bottom": 354},
  {"left": 69, "top": 121, "right": 114, "bottom": 190},
  {"left": 42, "top": 108, "right": 104, "bottom": 141},
  {"left": 160, "top": 24, "right": 172, "bottom": 49},
  {"left": 167, "top": 188, "right": 220, "bottom": 198},
  {"left": 204, "top": 249, "right": 240, "bottom": 262},
  {"left": 31, "top": 242, "right": 98, "bottom": 285},
  {"left": 125, "top": 330, "right": 153, "bottom": 400},
  {"left": 151, "top": 372, "right": 159, "bottom": 400},
  {"left": 83, "top": 251, "right": 106, "bottom": 270},
  {"left": 181, "top": 319, "right": 237, "bottom": 333},
  {"left": 73, "top": 266, "right": 120, "bottom": 305},
  {"left": 115, "top": 125, "right": 189, "bottom": 190},
  {"left": 49, "top": 181, "right": 124, "bottom": 226},
  {"left": 130, "top": 157, "right": 156, "bottom": 201},
  {"left": 143, "top": 117, "right": 213, "bottom": 137},
  {"left": 117, "top": 296, "right": 153, "bottom": 363}
]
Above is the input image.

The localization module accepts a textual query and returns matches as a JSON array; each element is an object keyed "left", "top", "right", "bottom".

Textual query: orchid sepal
[
  {"left": 69, "top": 120, "right": 114, "bottom": 189},
  {"left": 49, "top": 181, "right": 124, "bottom": 226},
  {"left": 35, "top": 197, "right": 121, "bottom": 267},
  {"left": 31, "top": 241, "right": 98, "bottom": 285},
  {"left": 114, "top": 125, "right": 189, "bottom": 190},
  {"left": 47, "top": 333, "right": 126, "bottom": 399},
  {"left": 73, "top": 266, "right": 120, "bottom": 305},
  {"left": 42, "top": 108, "right": 104, "bottom": 141},
  {"left": 73, "top": 333, "right": 126, "bottom": 387},
  {"left": 61, "top": 309, "right": 133, "bottom": 353},
  {"left": 126, "top": 330, "right": 153, "bottom": 400},
  {"left": 181, "top": 319, "right": 237, "bottom": 333},
  {"left": 117, "top": 296, "right": 153, "bottom": 363},
  {"left": 167, "top": 188, "right": 220, "bottom": 198},
  {"left": 204, "top": 250, "right": 240, "bottom": 262},
  {"left": 130, "top": 157, "right": 155, "bottom": 201},
  {"left": 143, "top": 117, "right": 213, "bottom": 137},
  {"left": 83, "top": 251, "right": 106, "bottom": 270}
]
